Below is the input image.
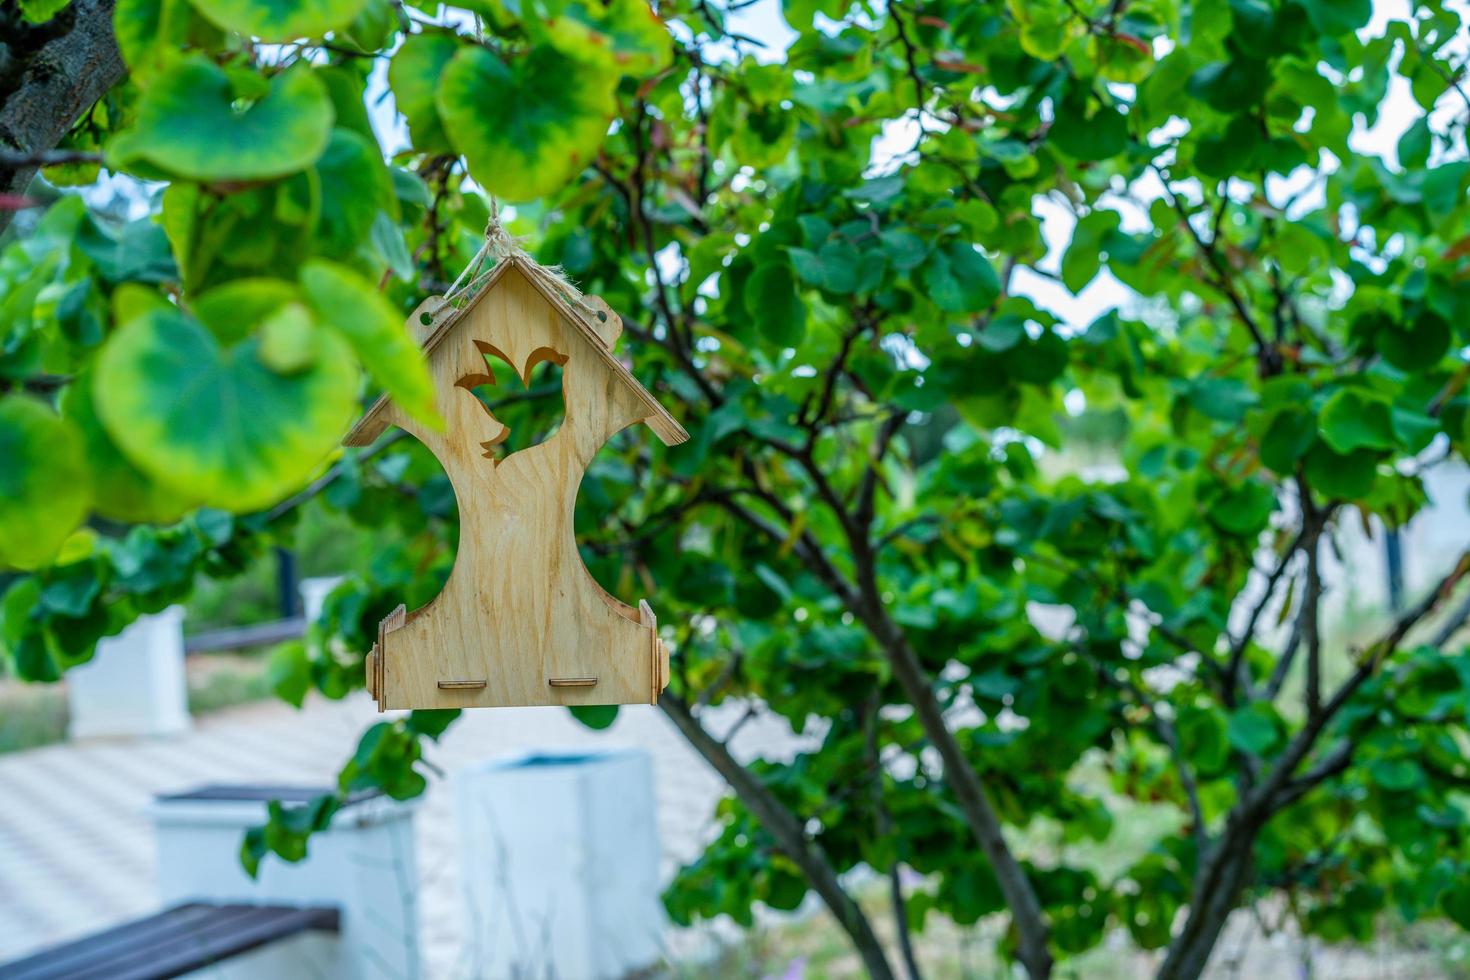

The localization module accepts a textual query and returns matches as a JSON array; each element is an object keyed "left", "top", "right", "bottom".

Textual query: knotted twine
[{"left": 427, "top": 198, "right": 607, "bottom": 330}]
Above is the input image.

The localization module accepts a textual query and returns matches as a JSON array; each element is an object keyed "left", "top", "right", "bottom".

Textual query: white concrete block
[
  {"left": 66, "top": 605, "right": 190, "bottom": 739},
  {"left": 455, "top": 747, "right": 664, "bottom": 980},
  {"left": 151, "top": 788, "right": 420, "bottom": 980}
]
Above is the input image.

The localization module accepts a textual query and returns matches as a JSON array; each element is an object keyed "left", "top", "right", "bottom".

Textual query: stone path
[{"left": 0, "top": 692, "right": 803, "bottom": 977}]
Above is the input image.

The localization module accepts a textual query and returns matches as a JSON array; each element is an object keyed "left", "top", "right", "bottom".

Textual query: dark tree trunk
[
  {"left": 0, "top": 0, "right": 123, "bottom": 234},
  {"left": 1156, "top": 825, "right": 1259, "bottom": 980},
  {"left": 660, "top": 693, "right": 898, "bottom": 980}
]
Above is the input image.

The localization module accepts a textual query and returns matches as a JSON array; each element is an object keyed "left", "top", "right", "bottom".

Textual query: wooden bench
[{"left": 0, "top": 902, "right": 340, "bottom": 980}]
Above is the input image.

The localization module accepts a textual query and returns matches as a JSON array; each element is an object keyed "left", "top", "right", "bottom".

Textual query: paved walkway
[{"left": 0, "top": 693, "right": 803, "bottom": 976}]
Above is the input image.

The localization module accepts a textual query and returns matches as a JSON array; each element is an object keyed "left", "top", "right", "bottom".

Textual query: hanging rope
[{"left": 430, "top": 197, "right": 606, "bottom": 329}]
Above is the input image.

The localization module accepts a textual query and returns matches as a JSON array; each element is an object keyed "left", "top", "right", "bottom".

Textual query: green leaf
[
  {"left": 879, "top": 229, "right": 929, "bottom": 270},
  {"left": 1051, "top": 100, "right": 1129, "bottom": 162},
  {"left": 19, "top": 0, "right": 70, "bottom": 22},
  {"left": 1398, "top": 116, "right": 1432, "bottom": 170},
  {"left": 1377, "top": 313, "right": 1450, "bottom": 372},
  {"left": 114, "top": 0, "right": 204, "bottom": 82},
  {"left": 389, "top": 32, "right": 459, "bottom": 153},
  {"left": 94, "top": 308, "right": 357, "bottom": 512},
  {"left": 1368, "top": 757, "right": 1425, "bottom": 792},
  {"left": 108, "top": 57, "right": 333, "bottom": 181},
  {"left": 1295, "top": 0, "right": 1371, "bottom": 35},
  {"left": 920, "top": 242, "right": 1000, "bottom": 313},
  {"left": 438, "top": 45, "right": 616, "bottom": 202},
  {"left": 1303, "top": 443, "right": 1379, "bottom": 500},
  {"left": 370, "top": 210, "right": 414, "bottom": 281},
  {"left": 787, "top": 241, "right": 861, "bottom": 294},
  {"left": 569, "top": 704, "right": 619, "bottom": 729},
  {"left": 189, "top": 0, "right": 370, "bottom": 41},
  {"left": 1443, "top": 879, "right": 1470, "bottom": 931},
  {"left": 1187, "top": 377, "right": 1258, "bottom": 423},
  {"left": 193, "top": 278, "right": 302, "bottom": 346},
  {"left": 77, "top": 215, "right": 178, "bottom": 285},
  {"left": 1008, "top": 0, "right": 1078, "bottom": 59},
  {"left": 1062, "top": 210, "right": 1120, "bottom": 292},
  {"left": 313, "top": 129, "right": 390, "bottom": 259},
  {"left": 299, "top": 260, "right": 439, "bottom": 428},
  {"left": 1210, "top": 480, "right": 1275, "bottom": 536},
  {"left": 267, "top": 640, "right": 312, "bottom": 707},
  {"left": 1319, "top": 389, "right": 1395, "bottom": 454},
  {"left": 406, "top": 709, "right": 461, "bottom": 740},
  {"left": 1178, "top": 706, "right": 1229, "bottom": 774},
  {"left": 259, "top": 302, "right": 321, "bottom": 375},
  {"left": 1259, "top": 408, "right": 1315, "bottom": 473},
  {"left": 534, "top": 0, "right": 672, "bottom": 76},
  {"left": 746, "top": 262, "right": 807, "bottom": 347},
  {"left": 317, "top": 66, "right": 376, "bottom": 144},
  {"left": 60, "top": 369, "right": 197, "bottom": 525},
  {"left": 0, "top": 397, "right": 90, "bottom": 569},
  {"left": 1226, "top": 703, "right": 1281, "bottom": 756},
  {"left": 1188, "top": 60, "right": 1268, "bottom": 112},
  {"left": 1390, "top": 405, "right": 1439, "bottom": 455}
]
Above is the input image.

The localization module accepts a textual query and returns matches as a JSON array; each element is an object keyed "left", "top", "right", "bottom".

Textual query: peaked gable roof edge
[{"left": 343, "top": 255, "right": 690, "bottom": 449}]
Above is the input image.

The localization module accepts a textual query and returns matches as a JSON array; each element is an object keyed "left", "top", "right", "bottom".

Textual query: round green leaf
[
  {"left": 1303, "top": 442, "right": 1379, "bottom": 501},
  {"left": 1178, "top": 705, "right": 1229, "bottom": 775},
  {"left": 1443, "top": 879, "right": 1470, "bottom": 931},
  {"left": 1259, "top": 408, "right": 1315, "bottom": 474},
  {"left": 535, "top": 0, "right": 672, "bottom": 76},
  {"left": 299, "top": 260, "right": 439, "bottom": 428},
  {"left": 1377, "top": 312, "right": 1450, "bottom": 372},
  {"left": 108, "top": 57, "right": 333, "bottom": 181},
  {"left": 60, "top": 370, "right": 197, "bottom": 525},
  {"left": 193, "top": 277, "right": 302, "bottom": 345},
  {"left": 313, "top": 129, "right": 391, "bottom": 259},
  {"left": 1051, "top": 102, "right": 1129, "bottom": 162},
  {"left": 114, "top": 0, "right": 210, "bottom": 82},
  {"left": 1226, "top": 703, "right": 1280, "bottom": 756},
  {"left": 1297, "top": 0, "right": 1371, "bottom": 35},
  {"left": 1319, "top": 389, "right": 1395, "bottom": 454},
  {"left": 189, "top": 0, "right": 369, "bottom": 41},
  {"left": 94, "top": 307, "right": 357, "bottom": 512},
  {"left": 389, "top": 32, "right": 459, "bottom": 154},
  {"left": 746, "top": 261, "right": 808, "bottom": 348},
  {"left": 1210, "top": 480, "right": 1275, "bottom": 536},
  {"left": 437, "top": 45, "right": 616, "bottom": 202},
  {"left": 920, "top": 242, "right": 1000, "bottom": 313},
  {"left": 1368, "top": 757, "right": 1425, "bottom": 792},
  {"left": 569, "top": 704, "right": 619, "bottom": 729},
  {"left": 0, "top": 396, "right": 90, "bottom": 569}
]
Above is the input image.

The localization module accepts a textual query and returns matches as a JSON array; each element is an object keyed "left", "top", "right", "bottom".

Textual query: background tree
[{"left": 4, "top": 0, "right": 1470, "bottom": 977}]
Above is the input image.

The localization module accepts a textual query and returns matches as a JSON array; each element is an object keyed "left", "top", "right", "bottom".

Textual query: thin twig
[{"left": 0, "top": 148, "right": 102, "bottom": 169}]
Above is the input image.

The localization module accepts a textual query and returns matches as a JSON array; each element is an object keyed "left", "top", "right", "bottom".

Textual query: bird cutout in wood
[{"left": 344, "top": 255, "right": 689, "bottom": 711}]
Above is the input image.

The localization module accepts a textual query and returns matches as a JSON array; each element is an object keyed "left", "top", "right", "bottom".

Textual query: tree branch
[
  {"left": 0, "top": 147, "right": 101, "bottom": 168},
  {"left": 865, "top": 695, "right": 924, "bottom": 980},
  {"left": 1105, "top": 670, "right": 1209, "bottom": 855},
  {"left": 0, "top": 0, "right": 124, "bottom": 235},
  {"left": 659, "top": 693, "right": 897, "bottom": 980},
  {"left": 715, "top": 455, "right": 1053, "bottom": 977},
  {"left": 1223, "top": 529, "right": 1303, "bottom": 707}
]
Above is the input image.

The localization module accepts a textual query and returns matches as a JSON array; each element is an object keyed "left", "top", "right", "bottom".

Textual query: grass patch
[{"left": 0, "top": 650, "right": 278, "bottom": 754}]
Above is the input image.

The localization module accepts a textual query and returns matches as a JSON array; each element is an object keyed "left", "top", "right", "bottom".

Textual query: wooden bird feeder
[{"left": 345, "top": 255, "right": 689, "bottom": 711}]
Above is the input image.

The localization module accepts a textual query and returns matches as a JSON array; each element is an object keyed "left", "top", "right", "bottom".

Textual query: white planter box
[
  {"left": 66, "top": 605, "right": 190, "bottom": 739},
  {"left": 150, "top": 786, "right": 420, "bottom": 980},
  {"left": 456, "top": 747, "right": 664, "bottom": 980}
]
